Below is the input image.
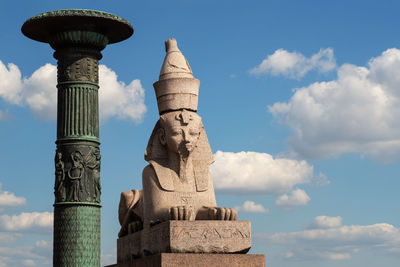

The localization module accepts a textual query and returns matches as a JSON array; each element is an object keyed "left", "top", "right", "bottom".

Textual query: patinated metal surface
[
  {"left": 22, "top": 9, "right": 133, "bottom": 267},
  {"left": 21, "top": 9, "right": 133, "bottom": 44}
]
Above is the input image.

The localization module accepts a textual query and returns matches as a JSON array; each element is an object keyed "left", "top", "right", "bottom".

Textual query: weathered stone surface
[
  {"left": 117, "top": 220, "right": 251, "bottom": 262},
  {"left": 107, "top": 253, "right": 265, "bottom": 267},
  {"left": 154, "top": 38, "right": 200, "bottom": 114}
]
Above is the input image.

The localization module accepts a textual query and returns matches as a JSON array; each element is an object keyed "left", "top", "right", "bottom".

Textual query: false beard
[{"left": 178, "top": 144, "right": 191, "bottom": 182}]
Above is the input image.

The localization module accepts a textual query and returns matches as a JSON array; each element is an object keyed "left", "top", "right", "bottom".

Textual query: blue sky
[{"left": 1, "top": 1, "right": 400, "bottom": 266}]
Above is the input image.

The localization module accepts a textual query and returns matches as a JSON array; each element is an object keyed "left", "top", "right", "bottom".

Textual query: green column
[
  {"left": 52, "top": 34, "right": 103, "bottom": 266},
  {"left": 22, "top": 10, "right": 133, "bottom": 267}
]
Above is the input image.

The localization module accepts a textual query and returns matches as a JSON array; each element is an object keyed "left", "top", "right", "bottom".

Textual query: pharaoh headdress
[{"left": 145, "top": 39, "right": 213, "bottom": 192}]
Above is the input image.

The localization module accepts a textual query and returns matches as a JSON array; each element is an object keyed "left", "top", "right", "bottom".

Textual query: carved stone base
[
  {"left": 117, "top": 221, "right": 251, "bottom": 262},
  {"left": 106, "top": 253, "right": 265, "bottom": 267}
]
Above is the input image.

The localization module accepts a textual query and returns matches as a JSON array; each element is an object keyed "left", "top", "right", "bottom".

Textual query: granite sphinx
[{"left": 117, "top": 39, "right": 251, "bottom": 259}]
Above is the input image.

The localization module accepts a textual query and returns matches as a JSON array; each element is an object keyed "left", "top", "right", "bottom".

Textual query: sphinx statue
[
  {"left": 117, "top": 39, "right": 250, "bottom": 259},
  {"left": 119, "top": 38, "right": 237, "bottom": 237}
]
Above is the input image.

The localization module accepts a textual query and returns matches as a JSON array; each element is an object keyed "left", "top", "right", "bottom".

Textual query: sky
[{"left": 1, "top": 0, "right": 400, "bottom": 266}]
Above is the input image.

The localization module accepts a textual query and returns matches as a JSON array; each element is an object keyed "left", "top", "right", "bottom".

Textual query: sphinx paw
[
  {"left": 170, "top": 206, "right": 193, "bottom": 220},
  {"left": 209, "top": 207, "right": 238, "bottom": 220}
]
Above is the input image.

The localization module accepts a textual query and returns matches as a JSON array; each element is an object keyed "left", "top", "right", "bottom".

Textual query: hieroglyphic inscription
[{"left": 171, "top": 225, "right": 250, "bottom": 241}]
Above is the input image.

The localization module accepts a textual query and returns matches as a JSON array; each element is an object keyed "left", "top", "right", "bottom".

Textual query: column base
[{"left": 105, "top": 253, "right": 265, "bottom": 267}]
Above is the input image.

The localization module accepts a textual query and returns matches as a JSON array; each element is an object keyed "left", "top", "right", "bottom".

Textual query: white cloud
[
  {"left": 0, "top": 212, "right": 53, "bottom": 233},
  {"left": 31, "top": 240, "right": 51, "bottom": 259},
  {"left": 275, "top": 188, "right": 310, "bottom": 208},
  {"left": 0, "top": 245, "right": 51, "bottom": 267},
  {"left": 0, "top": 62, "right": 23, "bottom": 104},
  {"left": 284, "top": 251, "right": 350, "bottom": 261},
  {"left": 23, "top": 64, "right": 58, "bottom": 120},
  {"left": 211, "top": 151, "right": 315, "bottom": 195},
  {"left": 0, "top": 61, "right": 146, "bottom": 122},
  {"left": 269, "top": 48, "right": 400, "bottom": 161},
  {"left": 250, "top": 48, "right": 336, "bottom": 79},
  {"left": 0, "top": 63, "right": 57, "bottom": 120},
  {"left": 322, "top": 252, "right": 351, "bottom": 260},
  {"left": 0, "top": 183, "right": 26, "bottom": 207},
  {"left": 34, "top": 240, "right": 50, "bottom": 249},
  {"left": 257, "top": 217, "right": 400, "bottom": 261},
  {"left": 312, "top": 172, "right": 330, "bottom": 187},
  {"left": 98, "top": 65, "right": 146, "bottom": 123},
  {"left": 234, "top": 201, "right": 269, "bottom": 213},
  {"left": 306, "top": 215, "right": 342, "bottom": 229},
  {"left": 22, "top": 259, "right": 36, "bottom": 266},
  {"left": 0, "top": 232, "right": 18, "bottom": 244}
]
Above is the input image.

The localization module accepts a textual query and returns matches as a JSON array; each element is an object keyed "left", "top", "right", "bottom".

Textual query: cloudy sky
[{"left": 1, "top": 1, "right": 400, "bottom": 266}]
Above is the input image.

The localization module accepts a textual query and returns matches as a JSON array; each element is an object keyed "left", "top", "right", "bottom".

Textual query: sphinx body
[{"left": 119, "top": 110, "right": 237, "bottom": 237}]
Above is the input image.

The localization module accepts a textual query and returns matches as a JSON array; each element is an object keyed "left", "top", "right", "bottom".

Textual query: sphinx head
[{"left": 159, "top": 109, "right": 202, "bottom": 158}]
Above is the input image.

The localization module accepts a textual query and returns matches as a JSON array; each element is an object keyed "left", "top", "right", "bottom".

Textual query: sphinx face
[{"left": 161, "top": 111, "right": 202, "bottom": 156}]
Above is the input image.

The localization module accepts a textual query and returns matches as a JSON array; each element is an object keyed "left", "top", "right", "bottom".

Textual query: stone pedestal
[
  {"left": 106, "top": 253, "right": 265, "bottom": 267},
  {"left": 118, "top": 220, "right": 251, "bottom": 261}
]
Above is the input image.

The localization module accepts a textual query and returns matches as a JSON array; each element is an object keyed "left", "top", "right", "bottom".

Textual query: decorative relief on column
[
  {"left": 54, "top": 144, "right": 101, "bottom": 204},
  {"left": 86, "top": 146, "right": 101, "bottom": 203},
  {"left": 54, "top": 152, "right": 66, "bottom": 202},
  {"left": 68, "top": 150, "right": 85, "bottom": 201},
  {"left": 58, "top": 56, "right": 99, "bottom": 83}
]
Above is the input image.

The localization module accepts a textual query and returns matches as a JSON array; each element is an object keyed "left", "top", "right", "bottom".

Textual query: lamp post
[{"left": 22, "top": 9, "right": 133, "bottom": 266}]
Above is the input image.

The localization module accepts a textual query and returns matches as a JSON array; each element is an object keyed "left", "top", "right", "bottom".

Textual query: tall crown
[{"left": 153, "top": 38, "right": 200, "bottom": 114}]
